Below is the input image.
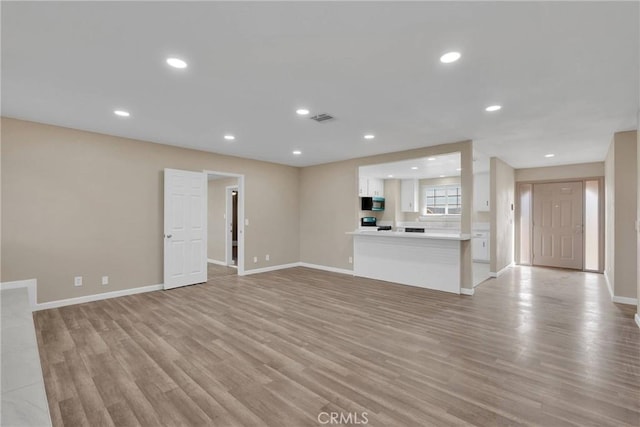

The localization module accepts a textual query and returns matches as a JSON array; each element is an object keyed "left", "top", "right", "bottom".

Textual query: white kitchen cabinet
[
  {"left": 401, "top": 179, "right": 419, "bottom": 212},
  {"left": 359, "top": 177, "right": 384, "bottom": 197},
  {"left": 368, "top": 178, "right": 384, "bottom": 197},
  {"left": 358, "top": 177, "right": 368, "bottom": 196},
  {"left": 472, "top": 231, "right": 489, "bottom": 262},
  {"left": 474, "top": 172, "right": 490, "bottom": 212}
]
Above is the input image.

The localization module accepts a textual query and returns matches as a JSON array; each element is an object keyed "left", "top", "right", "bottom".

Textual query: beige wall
[
  {"left": 605, "top": 130, "right": 637, "bottom": 300},
  {"left": 299, "top": 140, "right": 474, "bottom": 290},
  {"left": 490, "top": 157, "right": 515, "bottom": 273},
  {"left": 380, "top": 179, "right": 400, "bottom": 225},
  {"left": 1, "top": 118, "right": 300, "bottom": 302},
  {"left": 207, "top": 177, "right": 237, "bottom": 262},
  {"left": 516, "top": 162, "right": 604, "bottom": 182}
]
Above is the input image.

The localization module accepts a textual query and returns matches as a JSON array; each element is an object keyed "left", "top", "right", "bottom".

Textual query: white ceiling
[
  {"left": 360, "top": 153, "right": 461, "bottom": 180},
  {"left": 2, "top": 2, "right": 638, "bottom": 169}
]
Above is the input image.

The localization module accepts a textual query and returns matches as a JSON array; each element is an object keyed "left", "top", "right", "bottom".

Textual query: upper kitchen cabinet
[
  {"left": 401, "top": 179, "right": 419, "bottom": 212},
  {"left": 474, "top": 172, "right": 490, "bottom": 212},
  {"left": 359, "top": 176, "right": 384, "bottom": 197}
]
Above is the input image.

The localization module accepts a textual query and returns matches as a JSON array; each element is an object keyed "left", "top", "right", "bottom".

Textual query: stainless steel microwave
[{"left": 361, "top": 196, "right": 385, "bottom": 211}]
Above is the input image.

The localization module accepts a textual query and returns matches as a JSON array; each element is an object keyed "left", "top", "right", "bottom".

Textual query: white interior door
[
  {"left": 532, "top": 182, "right": 583, "bottom": 270},
  {"left": 164, "top": 168, "right": 207, "bottom": 289}
]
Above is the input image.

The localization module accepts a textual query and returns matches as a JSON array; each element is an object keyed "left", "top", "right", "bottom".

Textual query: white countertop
[{"left": 347, "top": 230, "right": 471, "bottom": 241}]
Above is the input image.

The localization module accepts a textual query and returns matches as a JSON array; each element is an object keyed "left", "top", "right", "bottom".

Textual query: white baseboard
[
  {"left": 612, "top": 295, "right": 638, "bottom": 306},
  {"left": 489, "top": 263, "right": 513, "bottom": 278},
  {"left": 1, "top": 279, "right": 38, "bottom": 310},
  {"left": 34, "top": 284, "right": 163, "bottom": 311},
  {"left": 240, "top": 263, "right": 301, "bottom": 276},
  {"left": 298, "top": 262, "right": 353, "bottom": 276},
  {"left": 635, "top": 313, "right": 640, "bottom": 329},
  {"left": 460, "top": 288, "right": 474, "bottom": 296},
  {"left": 207, "top": 258, "right": 227, "bottom": 266},
  {"left": 241, "top": 262, "right": 354, "bottom": 277},
  {"left": 603, "top": 271, "right": 637, "bottom": 305}
]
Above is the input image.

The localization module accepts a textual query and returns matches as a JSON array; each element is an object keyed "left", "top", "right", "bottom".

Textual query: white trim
[
  {"left": 240, "top": 263, "right": 301, "bottom": 276},
  {"left": 489, "top": 262, "right": 513, "bottom": 278},
  {"left": 460, "top": 288, "right": 474, "bottom": 296},
  {"left": 604, "top": 270, "right": 614, "bottom": 299},
  {"left": 612, "top": 296, "right": 638, "bottom": 306},
  {"left": 208, "top": 258, "right": 227, "bottom": 266},
  {"left": 635, "top": 313, "right": 640, "bottom": 329},
  {"left": 34, "top": 284, "right": 163, "bottom": 311},
  {"left": 298, "top": 262, "right": 354, "bottom": 276},
  {"left": 0, "top": 279, "right": 37, "bottom": 310}
]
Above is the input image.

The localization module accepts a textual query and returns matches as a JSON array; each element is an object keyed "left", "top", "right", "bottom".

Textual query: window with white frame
[{"left": 423, "top": 185, "right": 462, "bottom": 215}]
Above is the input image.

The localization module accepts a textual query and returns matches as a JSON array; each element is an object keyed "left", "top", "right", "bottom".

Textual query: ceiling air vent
[{"left": 310, "top": 113, "right": 334, "bottom": 123}]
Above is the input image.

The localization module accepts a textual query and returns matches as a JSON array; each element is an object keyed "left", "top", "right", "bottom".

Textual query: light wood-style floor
[{"left": 34, "top": 266, "right": 640, "bottom": 426}]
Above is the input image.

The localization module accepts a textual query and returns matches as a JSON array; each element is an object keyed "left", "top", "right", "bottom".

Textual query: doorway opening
[
  {"left": 226, "top": 186, "right": 239, "bottom": 268},
  {"left": 205, "top": 171, "right": 245, "bottom": 279},
  {"left": 516, "top": 178, "right": 603, "bottom": 272}
]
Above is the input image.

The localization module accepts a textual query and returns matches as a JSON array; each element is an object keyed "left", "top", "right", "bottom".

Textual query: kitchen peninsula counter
[
  {"left": 347, "top": 230, "right": 471, "bottom": 240},
  {"left": 347, "top": 229, "right": 471, "bottom": 294}
]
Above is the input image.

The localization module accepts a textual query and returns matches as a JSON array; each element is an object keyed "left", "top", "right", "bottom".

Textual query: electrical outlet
[
  {"left": 253, "top": 256, "right": 258, "bottom": 263},
  {"left": 265, "top": 254, "right": 270, "bottom": 261},
  {"left": 102, "top": 276, "right": 109, "bottom": 285},
  {"left": 74, "top": 276, "right": 83, "bottom": 287},
  {"left": 245, "top": 218, "right": 249, "bottom": 226},
  {"left": 348, "top": 256, "right": 353, "bottom": 264}
]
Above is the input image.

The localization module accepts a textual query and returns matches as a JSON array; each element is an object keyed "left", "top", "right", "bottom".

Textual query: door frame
[
  {"left": 225, "top": 185, "right": 239, "bottom": 267},
  {"left": 515, "top": 177, "right": 604, "bottom": 272},
  {"left": 204, "top": 170, "right": 245, "bottom": 275}
]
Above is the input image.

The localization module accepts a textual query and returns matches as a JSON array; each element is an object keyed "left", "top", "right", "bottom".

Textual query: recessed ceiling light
[
  {"left": 427, "top": 157, "right": 436, "bottom": 161},
  {"left": 224, "top": 134, "right": 235, "bottom": 140},
  {"left": 411, "top": 167, "right": 419, "bottom": 170},
  {"left": 388, "top": 174, "right": 394, "bottom": 178},
  {"left": 456, "top": 168, "right": 462, "bottom": 171},
  {"left": 364, "top": 134, "right": 375, "bottom": 140},
  {"left": 440, "top": 175, "right": 446, "bottom": 178},
  {"left": 114, "top": 110, "right": 130, "bottom": 117},
  {"left": 166, "top": 57, "right": 187, "bottom": 69},
  {"left": 292, "top": 150, "right": 302, "bottom": 155},
  {"left": 296, "top": 108, "right": 310, "bottom": 116},
  {"left": 485, "top": 105, "right": 502, "bottom": 112},
  {"left": 440, "top": 51, "right": 461, "bottom": 63},
  {"left": 545, "top": 153, "right": 555, "bottom": 158}
]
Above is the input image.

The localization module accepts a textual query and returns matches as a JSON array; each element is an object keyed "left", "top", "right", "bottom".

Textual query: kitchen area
[{"left": 349, "top": 152, "right": 491, "bottom": 294}]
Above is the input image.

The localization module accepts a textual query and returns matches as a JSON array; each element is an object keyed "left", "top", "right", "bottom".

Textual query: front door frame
[{"left": 515, "top": 177, "right": 604, "bottom": 273}]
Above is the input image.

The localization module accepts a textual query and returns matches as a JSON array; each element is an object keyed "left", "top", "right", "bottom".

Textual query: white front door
[
  {"left": 532, "top": 182, "right": 583, "bottom": 270},
  {"left": 164, "top": 168, "right": 207, "bottom": 290}
]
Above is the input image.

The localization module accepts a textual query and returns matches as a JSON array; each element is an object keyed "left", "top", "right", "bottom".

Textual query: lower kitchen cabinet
[{"left": 472, "top": 231, "right": 489, "bottom": 262}]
